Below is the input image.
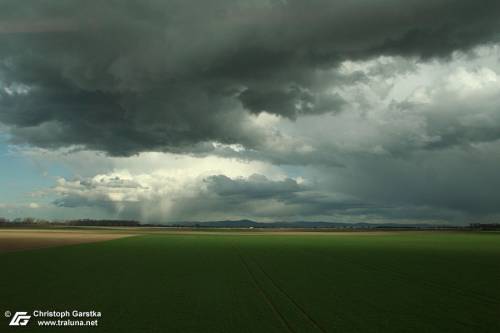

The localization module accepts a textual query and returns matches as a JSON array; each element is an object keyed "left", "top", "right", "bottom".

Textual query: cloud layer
[
  {"left": 2, "top": 1, "right": 500, "bottom": 223},
  {"left": 2, "top": 0, "right": 500, "bottom": 154}
]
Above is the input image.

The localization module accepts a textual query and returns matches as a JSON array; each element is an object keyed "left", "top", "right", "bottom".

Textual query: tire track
[
  {"left": 249, "top": 257, "right": 328, "bottom": 333},
  {"left": 314, "top": 248, "right": 500, "bottom": 306},
  {"left": 237, "top": 252, "right": 296, "bottom": 333}
]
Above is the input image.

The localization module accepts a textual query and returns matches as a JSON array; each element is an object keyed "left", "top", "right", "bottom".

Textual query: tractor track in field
[
  {"left": 249, "top": 257, "right": 328, "bottom": 333},
  {"left": 310, "top": 250, "right": 488, "bottom": 331},
  {"left": 355, "top": 260, "right": 500, "bottom": 305},
  {"left": 314, "top": 249, "right": 500, "bottom": 306},
  {"left": 263, "top": 248, "right": 393, "bottom": 329},
  {"left": 237, "top": 252, "right": 296, "bottom": 333},
  {"left": 277, "top": 247, "right": 449, "bottom": 332}
]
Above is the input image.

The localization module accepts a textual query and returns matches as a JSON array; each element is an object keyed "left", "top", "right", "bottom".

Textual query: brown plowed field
[{"left": 0, "top": 229, "right": 135, "bottom": 253}]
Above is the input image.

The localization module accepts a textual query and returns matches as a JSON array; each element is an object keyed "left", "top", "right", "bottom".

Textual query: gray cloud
[
  {"left": 1, "top": 1, "right": 500, "bottom": 155},
  {"left": 239, "top": 87, "right": 345, "bottom": 119},
  {"left": 50, "top": 172, "right": 380, "bottom": 222},
  {"left": 3, "top": 1, "right": 500, "bottom": 224},
  {"left": 205, "top": 174, "right": 301, "bottom": 199},
  {"left": 51, "top": 170, "right": 472, "bottom": 224}
]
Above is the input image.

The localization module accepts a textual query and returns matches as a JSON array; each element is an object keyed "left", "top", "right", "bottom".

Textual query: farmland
[
  {"left": 1, "top": 230, "right": 500, "bottom": 332},
  {"left": 0, "top": 229, "right": 134, "bottom": 252}
]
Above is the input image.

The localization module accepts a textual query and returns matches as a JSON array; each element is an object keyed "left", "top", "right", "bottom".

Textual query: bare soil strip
[{"left": 0, "top": 230, "right": 136, "bottom": 253}]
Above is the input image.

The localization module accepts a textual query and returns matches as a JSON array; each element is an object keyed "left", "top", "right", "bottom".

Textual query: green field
[{"left": 2, "top": 231, "right": 500, "bottom": 332}]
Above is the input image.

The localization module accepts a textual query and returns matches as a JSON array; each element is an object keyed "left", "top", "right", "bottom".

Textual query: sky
[{"left": 1, "top": 0, "right": 500, "bottom": 224}]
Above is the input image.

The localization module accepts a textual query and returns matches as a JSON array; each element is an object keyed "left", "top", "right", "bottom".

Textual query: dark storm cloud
[
  {"left": 193, "top": 174, "right": 380, "bottom": 220},
  {"left": 1, "top": 0, "right": 500, "bottom": 155},
  {"left": 205, "top": 174, "right": 301, "bottom": 199},
  {"left": 239, "top": 87, "right": 345, "bottom": 119},
  {"left": 0, "top": 84, "right": 260, "bottom": 155},
  {"left": 306, "top": 142, "right": 500, "bottom": 218}
]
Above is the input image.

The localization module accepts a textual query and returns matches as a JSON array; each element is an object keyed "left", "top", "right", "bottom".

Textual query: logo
[{"left": 9, "top": 312, "right": 31, "bottom": 326}]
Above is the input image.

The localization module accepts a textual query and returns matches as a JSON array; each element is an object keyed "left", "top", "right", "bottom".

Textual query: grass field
[{"left": 1, "top": 230, "right": 500, "bottom": 332}]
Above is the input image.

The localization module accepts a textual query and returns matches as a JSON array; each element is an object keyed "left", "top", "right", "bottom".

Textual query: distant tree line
[
  {"left": 66, "top": 219, "right": 140, "bottom": 227},
  {"left": 1, "top": 217, "right": 499, "bottom": 230},
  {"left": 469, "top": 223, "right": 500, "bottom": 230},
  {"left": 0, "top": 217, "right": 52, "bottom": 225},
  {"left": 0, "top": 217, "right": 140, "bottom": 227}
]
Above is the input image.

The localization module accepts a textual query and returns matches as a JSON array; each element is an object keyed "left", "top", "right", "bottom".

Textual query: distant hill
[
  {"left": 0, "top": 218, "right": 462, "bottom": 229},
  {"left": 161, "top": 220, "right": 455, "bottom": 229}
]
